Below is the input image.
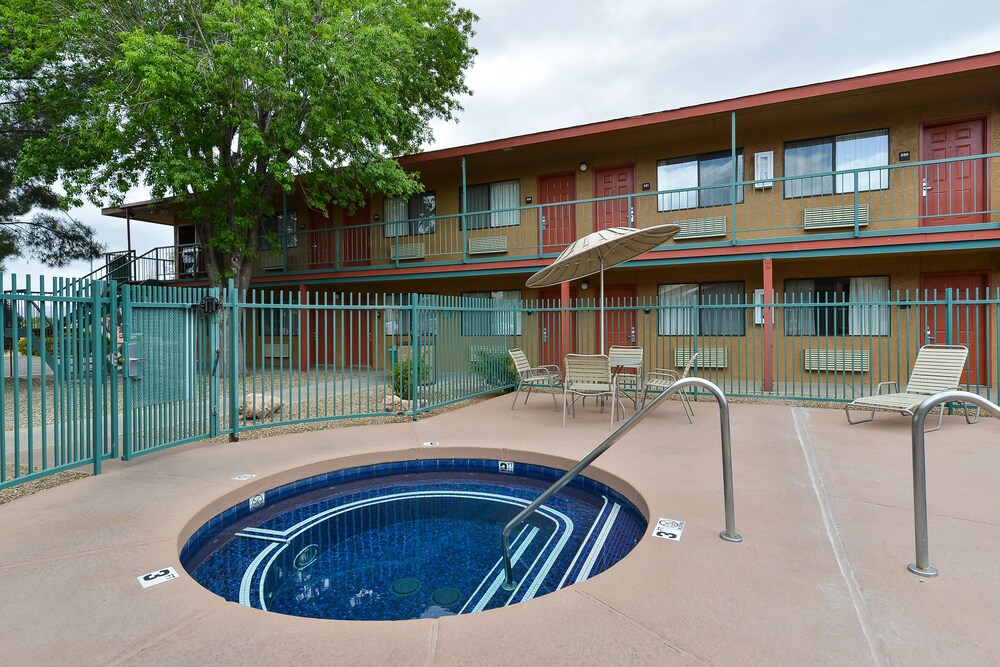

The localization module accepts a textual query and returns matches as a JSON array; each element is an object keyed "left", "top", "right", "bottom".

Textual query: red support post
[{"left": 762, "top": 258, "right": 774, "bottom": 392}]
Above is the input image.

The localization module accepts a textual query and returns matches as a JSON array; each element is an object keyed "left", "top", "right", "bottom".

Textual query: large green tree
[
  {"left": 0, "top": 21, "right": 104, "bottom": 270},
  {"left": 7, "top": 0, "right": 477, "bottom": 288}
]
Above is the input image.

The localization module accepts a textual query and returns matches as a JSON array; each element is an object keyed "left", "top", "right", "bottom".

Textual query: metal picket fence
[{"left": 2, "top": 276, "right": 997, "bottom": 491}]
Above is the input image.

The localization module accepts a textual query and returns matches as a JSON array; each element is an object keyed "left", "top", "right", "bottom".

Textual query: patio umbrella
[{"left": 526, "top": 223, "right": 680, "bottom": 352}]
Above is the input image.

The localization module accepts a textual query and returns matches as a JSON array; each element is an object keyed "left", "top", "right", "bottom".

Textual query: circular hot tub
[{"left": 181, "top": 458, "right": 646, "bottom": 621}]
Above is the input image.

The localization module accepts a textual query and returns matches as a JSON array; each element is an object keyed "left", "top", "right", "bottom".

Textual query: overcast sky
[{"left": 10, "top": 0, "right": 1000, "bottom": 283}]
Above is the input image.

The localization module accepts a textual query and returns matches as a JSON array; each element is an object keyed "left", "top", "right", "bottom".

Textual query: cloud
[
  {"left": 13, "top": 0, "right": 1000, "bottom": 281},
  {"left": 433, "top": 0, "right": 1000, "bottom": 148}
]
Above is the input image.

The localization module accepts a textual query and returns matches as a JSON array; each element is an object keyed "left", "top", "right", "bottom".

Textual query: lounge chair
[
  {"left": 563, "top": 354, "right": 621, "bottom": 431},
  {"left": 508, "top": 348, "right": 561, "bottom": 410},
  {"left": 640, "top": 351, "right": 698, "bottom": 423},
  {"left": 845, "top": 344, "right": 979, "bottom": 432}
]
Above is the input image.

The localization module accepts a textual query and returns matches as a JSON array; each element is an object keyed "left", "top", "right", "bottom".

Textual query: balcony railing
[{"left": 109, "top": 153, "right": 1000, "bottom": 283}]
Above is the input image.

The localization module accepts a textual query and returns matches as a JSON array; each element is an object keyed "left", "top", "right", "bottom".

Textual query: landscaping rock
[
  {"left": 239, "top": 393, "right": 283, "bottom": 420},
  {"left": 384, "top": 395, "right": 411, "bottom": 412}
]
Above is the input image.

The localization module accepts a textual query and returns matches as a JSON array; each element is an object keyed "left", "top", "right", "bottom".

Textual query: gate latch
[
  {"left": 196, "top": 296, "right": 221, "bottom": 316},
  {"left": 125, "top": 341, "right": 145, "bottom": 378}
]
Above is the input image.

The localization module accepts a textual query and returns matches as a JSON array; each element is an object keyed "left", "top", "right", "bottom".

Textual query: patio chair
[
  {"left": 640, "top": 352, "right": 697, "bottom": 423},
  {"left": 845, "top": 344, "right": 980, "bottom": 432},
  {"left": 608, "top": 345, "right": 644, "bottom": 409},
  {"left": 508, "top": 348, "right": 562, "bottom": 410},
  {"left": 563, "top": 354, "right": 622, "bottom": 431}
]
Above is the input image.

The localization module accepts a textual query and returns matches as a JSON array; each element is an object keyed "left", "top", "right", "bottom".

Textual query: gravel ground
[
  {"left": 2, "top": 368, "right": 370, "bottom": 430},
  {"left": 0, "top": 391, "right": 499, "bottom": 506},
  {"left": 1, "top": 464, "right": 91, "bottom": 505}
]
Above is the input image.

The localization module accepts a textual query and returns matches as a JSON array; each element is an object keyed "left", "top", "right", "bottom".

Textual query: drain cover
[
  {"left": 391, "top": 577, "right": 421, "bottom": 596},
  {"left": 431, "top": 586, "right": 461, "bottom": 606}
]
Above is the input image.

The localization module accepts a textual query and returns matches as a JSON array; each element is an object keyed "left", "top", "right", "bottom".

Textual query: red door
[
  {"left": 539, "top": 288, "right": 577, "bottom": 368},
  {"left": 593, "top": 166, "right": 634, "bottom": 231},
  {"left": 538, "top": 173, "right": 576, "bottom": 253},
  {"left": 308, "top": 208, "right": 336, "bottom": 269},
  {"left": 342, "top": 293, "right": 370, "bottom": 366},
  {"left": 920, "top": 119, "right": 986, "bottom": 226},
  {"left": 595, "top": 285, "right": 637, "bottom": 353},
  {"left": 919, "top": 272, "right": 988, "bottom": 386},
  {"left": 310, "top": 309, "right": 330, "bottom": 366},
  {"left": 342, "top": 203, "right": 371, "bottom": 267}
]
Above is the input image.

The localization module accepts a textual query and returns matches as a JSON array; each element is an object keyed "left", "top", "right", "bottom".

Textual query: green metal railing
[
  {"left": 3, "top": 279, "right": 998, "bottom": 491},
  {"left": 107, "top": 152, "right": 1000, "bottom": 283}
]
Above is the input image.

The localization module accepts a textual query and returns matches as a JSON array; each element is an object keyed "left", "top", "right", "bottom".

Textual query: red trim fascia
[
  {"left": 401, "top": 52, "right": 1000, "bottom": 166},
  {"left": 640, "top": 229, "right": 1000, "bottom": 262},
  {"left": 247, "top": 257, "right": 545, "bottom": 285},
  {"left": 177, "top": 229, "right": 1000, "bottom": 289}
]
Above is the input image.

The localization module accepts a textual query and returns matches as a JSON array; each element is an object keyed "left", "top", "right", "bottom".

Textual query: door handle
[
  {"left": 922, "top": 178, "right": 933, "bottom": 196},
  {"left": 629, "top": 326, "right": 636, "bottom": 343},
  {"left": 542, "top": 327, "right": 549, "bottom": 343}
]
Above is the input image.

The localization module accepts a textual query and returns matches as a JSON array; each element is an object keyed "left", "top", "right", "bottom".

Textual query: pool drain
[
  {"left": 431, "top": 587, "right": 461, "bottom": 606},
  {"left": 391, "top": 577, "right": 421, "bottom": 596},
  {"left": 293, "top": 544, "right": 319, "bottom": 570}
]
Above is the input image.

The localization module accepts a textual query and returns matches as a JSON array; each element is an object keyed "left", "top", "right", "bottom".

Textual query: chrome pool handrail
[
  {"left": 908, "top": 390, "right": 995, "bottom": 577},
  {"left": 500, "top": 377, "right": 742, "bottom": 591}
]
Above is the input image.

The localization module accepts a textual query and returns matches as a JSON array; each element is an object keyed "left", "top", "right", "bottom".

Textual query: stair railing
[
  {"left": 500, "top": 376, "right": 743, "bottom": 590},
  {"left": 908, "top": 390, "right": 996, "bottom": 577}
]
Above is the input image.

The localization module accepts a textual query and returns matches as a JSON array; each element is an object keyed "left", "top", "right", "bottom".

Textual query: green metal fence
[
  {"left": 2, "top": 276, "right": 118, "bottom": 489},
  {"left": 515, "top": 288, "right": 995, "bottom": 403},
  {"left": 2, "top": 277, "right": 997, "bottom": 490}
]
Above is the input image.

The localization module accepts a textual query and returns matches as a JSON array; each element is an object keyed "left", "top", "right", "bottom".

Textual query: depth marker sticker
[
  {"left": 249, "top": 493, "right": 266, "bottom": 511},
  {"left": 422, "top": 441, "right": 439, "bottom": 447},
  {"left": 231, "top": 473, "right": 257, "bottom": 481},
  {"left": 498, "top": 461, "right": 515, "bottom": 474},
  {"left": 652, "top": 518, "right": 685, "bottom": 541},
  {"left": 138, "top": 567, "right": 179, "bottom": 588}
]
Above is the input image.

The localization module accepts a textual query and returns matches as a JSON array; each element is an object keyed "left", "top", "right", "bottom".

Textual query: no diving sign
[{"left": 652, "top": 518, "right": 685, "bottom": 541}]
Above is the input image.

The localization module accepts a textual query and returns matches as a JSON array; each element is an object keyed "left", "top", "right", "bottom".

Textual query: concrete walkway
[{"left": 1, "top": 396, "right": 998, "bottom": 665}]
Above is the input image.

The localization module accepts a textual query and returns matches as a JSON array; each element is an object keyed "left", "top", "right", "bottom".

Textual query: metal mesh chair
[
  {"left": 508, "top": 348, "right": 561, "bottom": 410},
  {"left": 609, "top": 345, "right": 644, "bottom": 409},
  {"left": 845, "top": 344, "right": 979, "bottom": 432},
  {"left": 640, "top": 351, "right": 698, "bottom": 423},
  {"left": 563, "top": 354, "right": 621, "bottom": 431}
]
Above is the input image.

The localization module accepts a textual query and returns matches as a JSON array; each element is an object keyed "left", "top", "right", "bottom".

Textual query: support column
[
  {"left": 560, "top": 281, "right": 571, "bottom": 369},
  {"left": 762, "top": 257, "right": 774, "bottom": 392},
  {"left": 299, "top": 284, "right": 309, "bottom": 371}
]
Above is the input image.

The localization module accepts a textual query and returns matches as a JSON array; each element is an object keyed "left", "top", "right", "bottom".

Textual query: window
[
  {"left": 461, "top": 180, "right": 520, "bottom": 229},
  {"left": 384, "top": 294, "right": 438, "bottom": 337},
  {"left": 783, "top": 130, "right": 889, "bottom": 198},
  {"left": 461, "top": 291, "right": 522, "bottom": 336},
  {"left": 784, "top": 276, "right": 889, "bottom": 335},
  {"left": 385, "top": 192, "right": 436, "bottom": 237},
  {"left": 259, "top": 308, "right": 299, "bottom": 336},
  {"left": 657, "top": 282, "right": 745, "bottom": 336},
  {"left": 656, "top": 150, "right": 744, "bottom": 211},
  {"left": 257, "top": 211, "right": 298, "bottom": 249}
]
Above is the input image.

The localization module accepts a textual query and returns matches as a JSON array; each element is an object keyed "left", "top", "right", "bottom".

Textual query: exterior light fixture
[
  {"left": 580, "top": 281, "right": 589, "bottom": 290},
  {"left": 579, "top": 162, "right": 589, "bottom": 172}
]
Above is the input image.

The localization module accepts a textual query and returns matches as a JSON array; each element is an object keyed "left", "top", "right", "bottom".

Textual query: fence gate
[{"left": 121, "top": 284, "right": 222, "bottom": 458}]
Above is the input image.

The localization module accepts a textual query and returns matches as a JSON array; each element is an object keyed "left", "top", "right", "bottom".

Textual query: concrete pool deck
[{"left": 1, "top": 395, "right": 998, "bottom": 665}]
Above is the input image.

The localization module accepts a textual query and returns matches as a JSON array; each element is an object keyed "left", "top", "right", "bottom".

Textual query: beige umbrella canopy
[{"left": 526, "top": 223, "right": 680, "bottom": 352}]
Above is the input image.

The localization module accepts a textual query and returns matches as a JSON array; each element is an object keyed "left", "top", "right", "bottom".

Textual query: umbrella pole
[{"left": 599, "top": 259, "right": 605, "bottom": 354}]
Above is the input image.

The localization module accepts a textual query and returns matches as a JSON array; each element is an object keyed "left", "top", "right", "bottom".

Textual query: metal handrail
[
  {"left": 908, "top": 390, "right": 994, "bottom": 577},
  {"left": 500, "top": 376, "right": 742, "bottom": 590}
]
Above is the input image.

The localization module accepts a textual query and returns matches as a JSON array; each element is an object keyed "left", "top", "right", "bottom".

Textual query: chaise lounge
[{"left": 844, "top": 344, "right": 979, "bottom": 432}]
